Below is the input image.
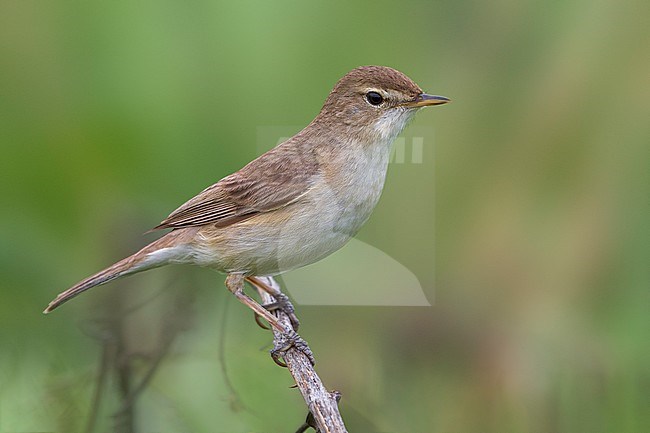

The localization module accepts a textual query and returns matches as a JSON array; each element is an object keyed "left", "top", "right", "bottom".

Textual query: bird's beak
[{"left": 402, "top": 93, "right": 451, "bottom": 108}]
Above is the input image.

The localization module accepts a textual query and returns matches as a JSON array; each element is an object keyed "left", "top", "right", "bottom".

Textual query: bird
[{"left": 44, "top": 65, "right": 449, "bottom": 351}]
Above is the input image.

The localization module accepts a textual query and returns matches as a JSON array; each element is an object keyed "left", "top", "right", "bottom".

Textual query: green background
[{"left": 1, "top": 1, "right": 648, "bottom": 432}]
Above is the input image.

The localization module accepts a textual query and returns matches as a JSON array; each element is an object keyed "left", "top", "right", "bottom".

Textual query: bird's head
[{"left": 315, "top": 65, "right": 450, "bottom": 143}]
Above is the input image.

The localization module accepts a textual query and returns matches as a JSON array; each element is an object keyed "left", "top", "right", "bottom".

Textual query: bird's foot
[
  {"left": 271, "top": 329, "right": 315, "bottom": 367},
  {"left": 262, "top": 292, "right": 300, "bottom": 331},
  {"left": 246, "top": 276, "right": 300, "bottom": 331}
]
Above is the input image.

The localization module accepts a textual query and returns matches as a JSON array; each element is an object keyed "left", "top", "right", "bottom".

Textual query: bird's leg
[
  {"left": 227, "top": 274, "right": 314, "bottom": 367},
  {"left": 246, "top": 276, "right": 300, "bottom": 331},
  {"left": 225, "top": 273, "right": 287, "bottom": 334}
]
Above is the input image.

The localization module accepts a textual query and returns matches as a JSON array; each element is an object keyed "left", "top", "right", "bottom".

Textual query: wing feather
[{"left": 153, "top": 143, "right": 318, "bottom": 230}]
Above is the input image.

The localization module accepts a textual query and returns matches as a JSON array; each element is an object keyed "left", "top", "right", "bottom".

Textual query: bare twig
[
  {"left": 115, "top": 286, "right": 193, "bottom": 415},
  {"left": 83, "top": 333, "right": 114, "bottom": 433},
  {"left": 250, "top": 276, "right": 348, "bottom": 433}
]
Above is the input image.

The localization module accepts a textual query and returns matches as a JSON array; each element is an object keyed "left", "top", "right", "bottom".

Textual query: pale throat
[{"left": 372, "top": 107, "right": 418, "bottom": 144}]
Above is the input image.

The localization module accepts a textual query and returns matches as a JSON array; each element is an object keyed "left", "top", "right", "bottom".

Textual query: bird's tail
[{"left": 43, "top": 231, "right": 192, "bottom": 314}]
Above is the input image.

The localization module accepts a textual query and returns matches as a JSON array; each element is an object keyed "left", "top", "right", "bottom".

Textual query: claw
[
  {"left": 254, "top": 312, "right": 271, "bottom": 330},
  {"left": 271, "top": 352, "right": 288, "bottom": 368},
  {"left": 270, "top": 330, "right": 315, "bottom": 367}
]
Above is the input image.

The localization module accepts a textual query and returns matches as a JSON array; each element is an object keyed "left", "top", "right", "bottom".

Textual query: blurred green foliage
[{"left": 1, "top": 1, "right": 648, "bottom": 432}]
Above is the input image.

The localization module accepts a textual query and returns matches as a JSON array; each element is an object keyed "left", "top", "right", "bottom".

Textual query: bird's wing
[{"left": 152, "top": 144, "right": 319, "bottom": 230}]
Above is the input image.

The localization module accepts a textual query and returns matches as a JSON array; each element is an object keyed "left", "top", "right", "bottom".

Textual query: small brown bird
[{"left": 44, "top": 66, "right": 449, "bottom": 338}]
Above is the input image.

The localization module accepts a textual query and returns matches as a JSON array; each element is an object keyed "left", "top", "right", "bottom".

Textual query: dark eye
[{"left": 366, "top": 91, "right": 384, "bottom": 106}]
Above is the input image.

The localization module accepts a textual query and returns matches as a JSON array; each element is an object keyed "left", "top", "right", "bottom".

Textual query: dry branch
[{"left": 251, "top": 276, "right": 348, "bottom": 433}]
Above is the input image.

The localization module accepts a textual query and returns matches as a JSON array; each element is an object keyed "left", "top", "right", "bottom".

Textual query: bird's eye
[{"left": 366, "top": 91, "right": 384, "bottom": 106}]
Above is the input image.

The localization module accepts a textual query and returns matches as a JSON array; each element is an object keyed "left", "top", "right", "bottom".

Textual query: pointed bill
[{"left": 401, "top": 93, "right": 450, "bottom": 108}]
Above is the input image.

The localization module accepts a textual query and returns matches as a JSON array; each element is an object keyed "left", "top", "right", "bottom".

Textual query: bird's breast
[{"left": 317, "top": 141, "right": 393, "bottom": 235}]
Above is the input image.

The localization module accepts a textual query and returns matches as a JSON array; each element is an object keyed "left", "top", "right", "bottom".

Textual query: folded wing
[{"left": 153, "top": 143, "right": 319, "bottom": 230}]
